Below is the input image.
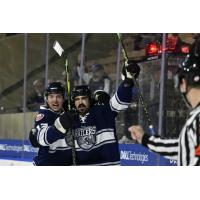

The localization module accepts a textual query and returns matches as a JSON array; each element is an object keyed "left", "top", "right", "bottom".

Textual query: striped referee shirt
[{"left": 142, "top": 104, "right": 200, "bottom": 166}]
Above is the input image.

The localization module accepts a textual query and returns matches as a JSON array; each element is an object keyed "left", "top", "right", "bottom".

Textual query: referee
[{"left": 128, "top": 39, "right": 200, "bottom": 166}]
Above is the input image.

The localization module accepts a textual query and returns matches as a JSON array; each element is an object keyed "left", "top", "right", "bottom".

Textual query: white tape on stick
[{"left": 53, "top": 41, "right": 64, "bottom": 56}]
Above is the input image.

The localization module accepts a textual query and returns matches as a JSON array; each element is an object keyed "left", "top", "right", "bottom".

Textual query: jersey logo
[
  {"left": 79, "top": 113, "right": 89, "bottom": 123},
  {"left": 35, "top": 114, "right": 44, "bottom": 122},
  {"left": 75, "top": 126, "right": 96, "bottom": 150},
  {"left": 195, "top": 145, "right": 200, "bottom": 156}
]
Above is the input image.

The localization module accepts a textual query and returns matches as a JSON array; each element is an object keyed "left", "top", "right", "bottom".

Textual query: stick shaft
[
  {"left": 65, "top": 59, "right": 77, "bottom": 165},
  {"left": 117, "top": 33, "right": 156, "bottom": 135}
]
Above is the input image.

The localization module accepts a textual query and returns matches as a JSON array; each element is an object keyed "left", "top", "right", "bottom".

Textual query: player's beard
[{"left": 77, "top": 104, "right": 88, "bottom": 115}]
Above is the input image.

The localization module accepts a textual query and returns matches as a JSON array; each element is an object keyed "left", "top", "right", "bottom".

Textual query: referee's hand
[{"left": 128, "top": 125, "right": 144, "bottom": 143}]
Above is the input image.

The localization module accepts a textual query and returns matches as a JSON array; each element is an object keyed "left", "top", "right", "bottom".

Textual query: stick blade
[{"left": 53, "top": 41, "right": 64, "bottom": 56}]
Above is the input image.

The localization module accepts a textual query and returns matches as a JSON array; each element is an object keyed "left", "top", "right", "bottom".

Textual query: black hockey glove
[
  {"left": 54, "top": 111, "right": 77, "bottom": 134},
  {"left": 122, "top": 60, "right": 140, "bottom": 86},
  {"left": 29, "top": 128, "right": 40, "bottom": 148},
  {"left": 94, "top": 90, "right": 110, "bottom": 104}
]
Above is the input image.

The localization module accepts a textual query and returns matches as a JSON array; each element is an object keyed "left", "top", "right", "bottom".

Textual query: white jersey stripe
[
  {"left": 49, "top": 138, "right": 70, "bottom": 151},
  {"left": 110, "top": 93, "right": 129, "bottom": 112},
  {"left": 37, "top": 124, "right": 50, "bottom": 146}
]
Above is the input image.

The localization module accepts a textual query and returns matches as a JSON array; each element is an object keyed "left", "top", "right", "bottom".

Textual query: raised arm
[{"left": 110, "top": 60, "right": 140, "bottom": 112}]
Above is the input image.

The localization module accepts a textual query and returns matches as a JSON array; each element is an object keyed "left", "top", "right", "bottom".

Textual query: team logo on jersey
[
  {"left": 75, "top": 126, "right": 96, "bottom": 150},
  {"left": 35, "top": 114, "right": 44, "bottom": 122},
  {"left": 79, "top": 113, "right": 89, "bottom": 123}
]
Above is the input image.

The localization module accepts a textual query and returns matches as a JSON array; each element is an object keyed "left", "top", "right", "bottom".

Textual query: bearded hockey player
[
  {"left": 29, "top": 81, "right": 73, "bottom": 166},
  {"left": 54, "top": 60, "right": 140, "bottom": 165},
  {"left": 129, "top": 40, "right": 200, "bottom": 166}
]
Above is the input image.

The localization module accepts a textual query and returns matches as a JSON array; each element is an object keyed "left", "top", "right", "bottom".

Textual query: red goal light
[
  {"left": 181, "top": 45, "right": 190, "bottom": 54},
  {"left": 146, "top": 42, "right": 160, "bottom": 56},
  {"left": 145, "top": 35, "right": 190, "bottom": 61}
]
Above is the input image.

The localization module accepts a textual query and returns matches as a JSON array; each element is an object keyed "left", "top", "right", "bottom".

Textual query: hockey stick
[
  {"left": 53, "top": 41, "right": 77, "bottom": 165},
  {"left": 116, "top": 33, "right": 156, "bottom": 135}
]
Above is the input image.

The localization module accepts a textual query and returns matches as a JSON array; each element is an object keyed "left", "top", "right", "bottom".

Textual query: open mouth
[{"left": 52, "top": 104, "right": 60, "bottom": 109}]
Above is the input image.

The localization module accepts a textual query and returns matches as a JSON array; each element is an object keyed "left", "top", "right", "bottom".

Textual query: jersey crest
[
  {"left": 75, "top": 126, "right": 96, "bottom": 150},
  {"left": 79, "top": 113, "right": 89, "bottom": 123}
]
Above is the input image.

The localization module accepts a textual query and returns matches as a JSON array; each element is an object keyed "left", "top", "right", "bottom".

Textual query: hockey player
[
  {"left": 29, "top": 81, "right": 73, "bottom": 166},
  {"left": 54, "top": 60, "right": 140, "bottom": 165},
  {"left": 128, "top": 46, "right": 200, "bottom": 166}
]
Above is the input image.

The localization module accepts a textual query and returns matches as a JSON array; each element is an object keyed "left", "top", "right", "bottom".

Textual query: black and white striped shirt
[{"left": 142, "top": 104, "right": 200, "bottom": 166}]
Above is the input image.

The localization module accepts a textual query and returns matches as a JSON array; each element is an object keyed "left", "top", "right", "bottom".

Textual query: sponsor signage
[
  {"left": 119, "top": 144, "right": 177, "bottom": 166},
  {"left": 0, "top": 139, "right": 37, "bottom": 160},
  {"left": 0, "top": 140, "right": 176, "bottom": 166}
]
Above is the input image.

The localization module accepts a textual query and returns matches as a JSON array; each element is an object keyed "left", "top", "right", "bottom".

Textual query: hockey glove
[
  {"left": 54, "top": 112, "right": 72, "bottom": 134},
  {"left": 94, "top": 90, "right": 110, "bottom": 104},
  {"left": 54, "top": 111, "right": 76, "bottom": 134},
  {"left": 29, "top": 128, "right": 40, "bottom": 148},
  {"left": 121, "top": 60, "right": 140, "bottom": 86}
]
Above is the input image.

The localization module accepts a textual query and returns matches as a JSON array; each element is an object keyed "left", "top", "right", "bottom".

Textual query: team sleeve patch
[{"left": 35, "top": 114, "right": 45, "bottom": 122}]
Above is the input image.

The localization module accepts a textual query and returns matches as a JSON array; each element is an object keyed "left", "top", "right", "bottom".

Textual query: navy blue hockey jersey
[
  {"left": 69, "top": 82, "right": 133, "bottom": 165},
  {"left": 32, "top": 82, "right": 133, "bottom": 166},
  {"left": 33, "top": 106, "right": 73, "bottom": 166}
]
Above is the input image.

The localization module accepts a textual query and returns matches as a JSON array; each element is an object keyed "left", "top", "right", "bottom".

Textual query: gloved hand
[
  {"left": 54, "top": 111, "right": 76, "bottom": 134},
  {"left": 121, "top": 60, "right": 140, "bottom": 86},
  {"left": 94, "top": 90, "right": 110, "bottom": 104},
  {"left": 29, "top": 128, "right": 40, "bottom": 148}
]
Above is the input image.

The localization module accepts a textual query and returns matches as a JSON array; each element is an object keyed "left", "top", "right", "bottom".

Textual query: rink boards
[{"left": 0, "top": 139, "right": 177, "bottom": 166}]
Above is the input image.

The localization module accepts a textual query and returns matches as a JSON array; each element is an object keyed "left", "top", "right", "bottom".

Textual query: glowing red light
[
  {"left": 146, "top": 42, "right": 159, "bottom": 55},
  {"left": 181, "top": 46, "right": 190, "bottom": 54},
  {"left": 146, "top": 37, "right": 190, "bottom": 60}
]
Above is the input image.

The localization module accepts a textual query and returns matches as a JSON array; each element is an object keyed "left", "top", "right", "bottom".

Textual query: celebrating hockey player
[
  {"left": 29, "top": 81, "right": 73, "bottom": 166},
  {"left": 54, "top": 60, "right": 140, "bottom": 165},
  {"left": 128, "top": 41, "right": 200, "bottom": 166}
]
